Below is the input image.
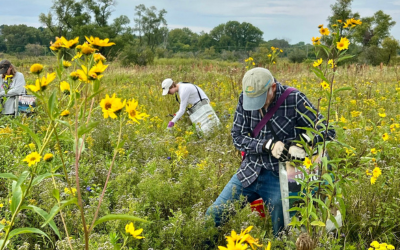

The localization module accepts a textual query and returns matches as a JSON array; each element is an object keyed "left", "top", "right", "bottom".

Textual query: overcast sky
[{"left": 2, "top": 0, "right": 400, "bottom": 44}]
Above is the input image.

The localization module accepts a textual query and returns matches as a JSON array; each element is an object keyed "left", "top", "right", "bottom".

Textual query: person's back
[
  {"left": 177, "top": 82, "right": 208, "bottom": 106},
  {"left": 1, "top": 71, "right": 26, "bottom": 115}
]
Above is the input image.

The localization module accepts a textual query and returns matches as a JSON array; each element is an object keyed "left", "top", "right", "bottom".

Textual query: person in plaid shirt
[{"left": 206, "top": 67, "right": 335, "bottom": 236}]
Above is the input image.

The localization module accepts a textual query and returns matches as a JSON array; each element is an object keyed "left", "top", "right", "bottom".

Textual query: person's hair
[
  {"left": 170, "top": 82, "right": 176, "bottom": 88},
  {"left": 1, "top": 63, "right": 17, "bottom": 78}
]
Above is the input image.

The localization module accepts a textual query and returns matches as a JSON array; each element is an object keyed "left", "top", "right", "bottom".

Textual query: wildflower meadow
[{"left": 0, "top": 19, "right": 399, "bottom": 250}]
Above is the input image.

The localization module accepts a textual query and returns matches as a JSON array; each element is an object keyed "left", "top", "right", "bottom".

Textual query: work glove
[
  {"left": 263, "top": 139, "right": 289, "bottom": 161},
  {"left": 288, "top": 133, "right": 312, "bottom": 161},
  {"left": 166, "top": 121, "right": 175, "bottom": 130}
]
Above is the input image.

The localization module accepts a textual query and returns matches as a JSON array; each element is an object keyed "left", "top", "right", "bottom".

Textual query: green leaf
[
  {"left": 93, "top": 214, "right": 148, "bottom": 229},
  {"left": 8, "top": 227, "right": 50, "bottom": 241},
  {"left": 333, "top": 86, "right": 352, "bottom": 95},
  {"left": 41, "top": 198, "right": 78, "bottom": 227},
  {"left": 0, "top": 173, "right": 18, "bottom": 181},
  {"left": 78, "top": 121, "right": 99, "bottom": 137},
  {"left": 311, "top": 221, "right": 326, "bottom": 227},
  {"left": 322, "top": 173, "right": 334, "bottom": 188},
  {"left": 48, "top": 91, "right": 57, "bottom": 120},
  {"left": 11, "top": 121, "right": 41, "bottom": 149},
  {"left": 11, "top": 181, "right": 22, "bottom": 213},
  {"left": 73, "top": 137, "right": 85, "bottom": 154},
  {"left": 337, "top": 55, "right": 355, "bottom": 63},
  {"left": 310, "top": 67, "right": 330, "bottom": 83},
  {"left": 21, "top": 205, "right": 61, "bottom": 238},
  {"left": 52, "top": 189, "right": 60, "bottom": 202},
  {"left": 32, "top": 173, "right": 62, "bottom": 186}
]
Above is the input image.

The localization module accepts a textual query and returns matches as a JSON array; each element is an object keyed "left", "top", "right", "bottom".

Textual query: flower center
[
  {"left": 130, "top": 110, "right": 136, "bottom": 117},
  {"left": 105, "top": 102, "right": 112, "bottom": 110}
]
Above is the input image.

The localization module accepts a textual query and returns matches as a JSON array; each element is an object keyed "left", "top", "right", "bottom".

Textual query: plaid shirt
[{"left": 231, "top": 81, "right": 336, "bottom": 188}]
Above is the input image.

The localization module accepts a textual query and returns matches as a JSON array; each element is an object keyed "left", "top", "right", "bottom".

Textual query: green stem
[{"left": 89, "top": 117, "right": 124, "bottom": 232}]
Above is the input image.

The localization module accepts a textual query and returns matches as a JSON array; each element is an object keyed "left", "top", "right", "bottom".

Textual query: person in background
[
  {"left": 205, "top": 67, "right": 336, "bottom": 237},
  {"left": 161, "top": 78, "right": 209, "bottom": 130},
  {"left": 0, "top": 60, "right": 26, "bottom": 115}
]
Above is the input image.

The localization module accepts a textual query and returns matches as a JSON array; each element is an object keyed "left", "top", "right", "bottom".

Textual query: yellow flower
[
  {"left": 336, "top": 37, "right": 350, "bottom": 51},
  {"left": 77, "top": 65, "right": 101, "bottom": 82},
  {"left": 43, "top": 153, "right": 54, "bottom": 162},
  {"left": 125, "top": 222, "right": 145, "bottom": 239},
  {"left": 350, "top": 111, "right": 361, "bottom": 118},
  {"left": 94, "top": 53, "right": 106, "bottom": 63},
  {"left": 61, "top": 37, "right": 79, "bottom": 49},
  {"left": 85, "top": 36, "right": 116, "bottom": 47},
  {"left": 311, "top": 36, "right": 321, "bottom": 45},
  {"left": 23, "top": 152, "right": 42, "bottom": 167},
  {"left": 318, "top": 24, "right": 323, "bottom": 29},
  {"left": 26, "top": 72, "right": 57, "bottom": 93},
  {"left": 280, "top": 49, "right": 283, "bottom": 53},
  {"left": 268, "top": 54, "right": 272, "bottom": 58},
  {"left": 60, "top": 110, "right": 70, "bottom": 117},
  {"left": 125, "top": 99, "right": 149, "bottom": 123},
  {"left": 313, "top": 58, "right": 322, "bottom": 67},
  {"left": 100, "top": 94, "right": 126, "bottom": 119},
  {"left": 70, "top": 71, "right": 80, "bottom": 81},
  {"left": 319, "top": 27, "right": 330, "bottom": 36},
  {"left": 370, "top": 148, "right": 377, "bottom": 154},
  {"left": 252, "top": 62, "right": 255, "bottom": 66},
  {"left": 72, "top": 52, "right": 83, "bottom": 61},
  {"left": 0, "top": 203, "right": 3, "bottom": 208},
  {"left": 63, "top": 60, "right": 72, "bottom": 68},
  {"left": 370, "top": 176, "right": 377, "bottom": 184},
  {"left": 80, "top": 43, "right": 97, "bottom": 55},
  {"left": 378, "top": 113, "right": 386, "bottom": 118},
  {"left": 321, "top": 81, "right": 330, "bottom": 90},
  {"left": 328, "top": 59, "right": 335, "bottom": 68},
  {"left": 60, "top": 81, "right": 71, "bottom": 95},
  {"left": 265, "top": 241, "right": 271, "bottom": 250},
  {"left": 30, "top": 64, "right": 44, "bottom": 74},
  {"left": 28, "top": 143, "right": 36, "bottom": 150},
  {"left": 50, "top": 37, "right": 63, "bottom": 51},
  {"left": 350, "top": 18, "right": 362, "bottom": 25},
  {"left": 337, "top": 20, "right": 342, "bottom": 23},
  {"left": 366, "top": 169, "right": 372, "bottom": 176},
  {"left": 64, "top": 187, "right": 77, "bottom": 196},
  {"left": 372, "top": 167, "right": 381, "bottom": 178},
  {"left": 89, "top": 61, "right": 108, "bottom": 75},
  {"left": 371, "top": 241, "right": 380, "bottom": 248},
  {"left": 382, "top": 133, "right": 389, "bottom": 141},
  {"left": 303, "top": 157, "right": 312, "bottom": 169}
]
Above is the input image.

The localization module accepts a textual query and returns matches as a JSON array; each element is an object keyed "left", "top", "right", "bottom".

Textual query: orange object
[{"left": 250, "top": 198, "right": 266, "bottom": 218}]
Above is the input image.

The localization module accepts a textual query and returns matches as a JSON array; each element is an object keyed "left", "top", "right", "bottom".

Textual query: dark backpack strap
[{"left": 251, "top": 87, "right": 296, "bottom": 137}]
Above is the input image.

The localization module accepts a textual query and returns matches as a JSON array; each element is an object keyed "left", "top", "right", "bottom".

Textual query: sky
[{"left": 2, "top": 0, "right": 400, "bottom": 44}]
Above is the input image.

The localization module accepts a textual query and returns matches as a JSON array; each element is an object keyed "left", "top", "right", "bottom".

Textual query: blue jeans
[{"left": 206, "top": 168, "right": 284, "bottom": 236}]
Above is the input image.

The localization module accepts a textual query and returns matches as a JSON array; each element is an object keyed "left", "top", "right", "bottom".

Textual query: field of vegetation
[{"left": 1, "top": 33, "right": 400, "bottom": 250}]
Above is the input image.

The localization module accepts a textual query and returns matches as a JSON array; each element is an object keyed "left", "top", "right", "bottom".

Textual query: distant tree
[
  {"left": 39, "top": 0, "right": 91, "bottom": 37},
  {"left": 133, "top": 4, "right": 167, "bottom": 51},
  {"left": 381, "top": 37, "right": 400, "bottom": 65},
  {"left": 0, "top": 25, "right": 52, "bottom": 53},
  {"left": 353, "top": 10, "right": 396, "bottom": 47},
  {"left": 266, "top": 39, "right": 290, "bottom": 49},
  {"left": 327, "top": 0, "right": 360, "bottom": 36},
  {"left": 168, "top": 28, "right": 199, "bottom": 52},
  {"left": 82, "top": 0, "right": 116, "bottom": 27}
]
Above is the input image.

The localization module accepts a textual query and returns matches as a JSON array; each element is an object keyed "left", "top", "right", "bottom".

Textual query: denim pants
[{"left": 206, "top": 168, "right": 284, "bottom": 236}]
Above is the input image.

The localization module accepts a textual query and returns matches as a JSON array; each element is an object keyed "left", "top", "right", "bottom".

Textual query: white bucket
[{"left": 187, "top": 100, "right": 221, "bottom": 136}]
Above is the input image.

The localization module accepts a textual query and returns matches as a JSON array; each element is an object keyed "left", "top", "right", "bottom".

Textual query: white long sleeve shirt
[
  {"left": 171, "top": 83, "right": 209, "bottom": 123},
  {"left": 0, "top": 72, "right": 26, "bottom": 114}
]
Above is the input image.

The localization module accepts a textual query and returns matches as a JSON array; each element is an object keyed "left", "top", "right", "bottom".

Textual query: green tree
[
  {"left": 133, "top": 4, "right": 167, "bottom": 51},
  {"left": 327, "top": 0, "right": 360, "bottom": 36},
  {"left": 168, "top": 28, "right": 199, "bottom": 52},
  {"left": 82, "top": 0, "right": 116, "bottom": 27},
  {"left": 353, "top": 10, "right": 396, "bottom": 47},
  {"left": 381, "top": 37, "right": 400, "bottom": 65}
]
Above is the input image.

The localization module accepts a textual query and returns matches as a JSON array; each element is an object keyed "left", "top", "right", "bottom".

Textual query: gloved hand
[
  {"left": 263, "top": 139, "right": 289, "bottom": 161},
  {"left": 288, "top": 133, "right": 312, "bottom": 160},
  {"left": 166, "top": 121, "right": 175, "bottom": 130}
]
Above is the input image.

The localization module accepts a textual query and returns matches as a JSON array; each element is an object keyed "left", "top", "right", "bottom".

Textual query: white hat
[
  {"left": 162, "top": 78, "right": 174, "bottom": 95},
  {"left": 242, "top": 68, "right": 274, "bottom": 110}
]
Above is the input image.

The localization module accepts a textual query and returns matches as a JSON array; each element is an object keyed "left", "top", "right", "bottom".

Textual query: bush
[
  {"left": 288, "top": 48, "right": 307, "bottom": 63},
  {"left": 120, "top": 43, "right": 155, "bottom": 66}
]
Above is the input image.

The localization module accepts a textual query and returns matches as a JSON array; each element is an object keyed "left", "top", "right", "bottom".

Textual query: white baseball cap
[
  {"left": 161, "top": 78, "right": 173, "bottom": 95},
  {"left": 242, "top": 68, "right": 274, "bottom": 110}
]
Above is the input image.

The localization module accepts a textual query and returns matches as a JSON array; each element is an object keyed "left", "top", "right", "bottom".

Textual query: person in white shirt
[
  {"left": 161, "top": 78, "right": 209, "bottom": 130},
  {"left": 0, "top": 60, "right": 26, "bottom": 115}
]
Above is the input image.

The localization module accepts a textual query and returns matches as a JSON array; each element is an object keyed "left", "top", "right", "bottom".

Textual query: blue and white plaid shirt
[{"left": 231, "top": 81, "right": 336, "bottom": 188}]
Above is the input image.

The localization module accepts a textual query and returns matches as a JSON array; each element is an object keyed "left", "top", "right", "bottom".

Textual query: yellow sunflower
[
  {"left": 70, "top": 71, "right": 80, "bottom": 81},
  {"left": 336, "top": 37, "right": 350, "bottom": 51},
  {"left": 60, "top": 110, "right": 70, "bottom": 117},
  {"left": 319, "top": 27, "right": 330, "bottom": 36},
  {"left": 85, "top": 36, "right": 116, "bottom": 47},
  {"left": 100, "top": 94, "right": 126, "bottom": 119},
  {"left": 30, "top": 64, "right": 44, "bottom": 74},
  {"left": 125, "top": 99, "right": 149, "bottom": 123},
  {"left": 23, "top": 152, "right": 42, "bottom": 167},
  {"left": 311, "top": 37, "right": 321, "bottom": 45},
  {"left": 63, "top": 60, "right": 72, "bottom": 68},
  {"left": 43, "top": 153, "right": 54, "bottom": 162},
  {"left": 80, "top": 43, "right": 97, "bottom": 55},
  {"left": 60, "top": 81, "right": 70, "bottom": 95},
  {"left": 61, "top": 37, "right": 79, "bottom": 49},
  {"left": 50, "top": 37, "right": 63, "bottom": 51},
  {"left": 94, "top": 53, "right": 106, "bottom": 63},
  {"left": 39, "top": 72, "right": 57, "bottom": 90},
  {"left": 125, "top": 222, "right": 145, "bottom": 239},
  {"left": 89, "top": 61, "right": 108, "bottom": 75},
  {"left": 313, "top": 58, "right": 322, "bottom": 67}
]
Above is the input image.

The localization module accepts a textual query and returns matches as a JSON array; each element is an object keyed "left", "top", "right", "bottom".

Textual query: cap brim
[
  {"left": 243, "top": 91, "right": 267, "bottom": 111},
  {"left": 0, "top": 68, "right": 7, "bottom": 75},
  {"left": 162, "top": 88, "right": 169, "bottom": 96}
]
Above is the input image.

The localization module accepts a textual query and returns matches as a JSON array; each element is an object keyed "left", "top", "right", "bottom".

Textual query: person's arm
[
  {"left": 295, "top": 92, "right": 336, "bottom": 143},
  {"left": 6, "top": 73, "right": 26, "bottom": 97},
  {"left": 171, "top": 89, "right": 189, "bottom": 124},
  {"left": 231, "top": 94, "right": 266, "bottom": 155}
]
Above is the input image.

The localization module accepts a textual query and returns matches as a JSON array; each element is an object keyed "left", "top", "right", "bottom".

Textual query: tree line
[{"left": 0, "top": 0, "right": 398, "bottom": 66}]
